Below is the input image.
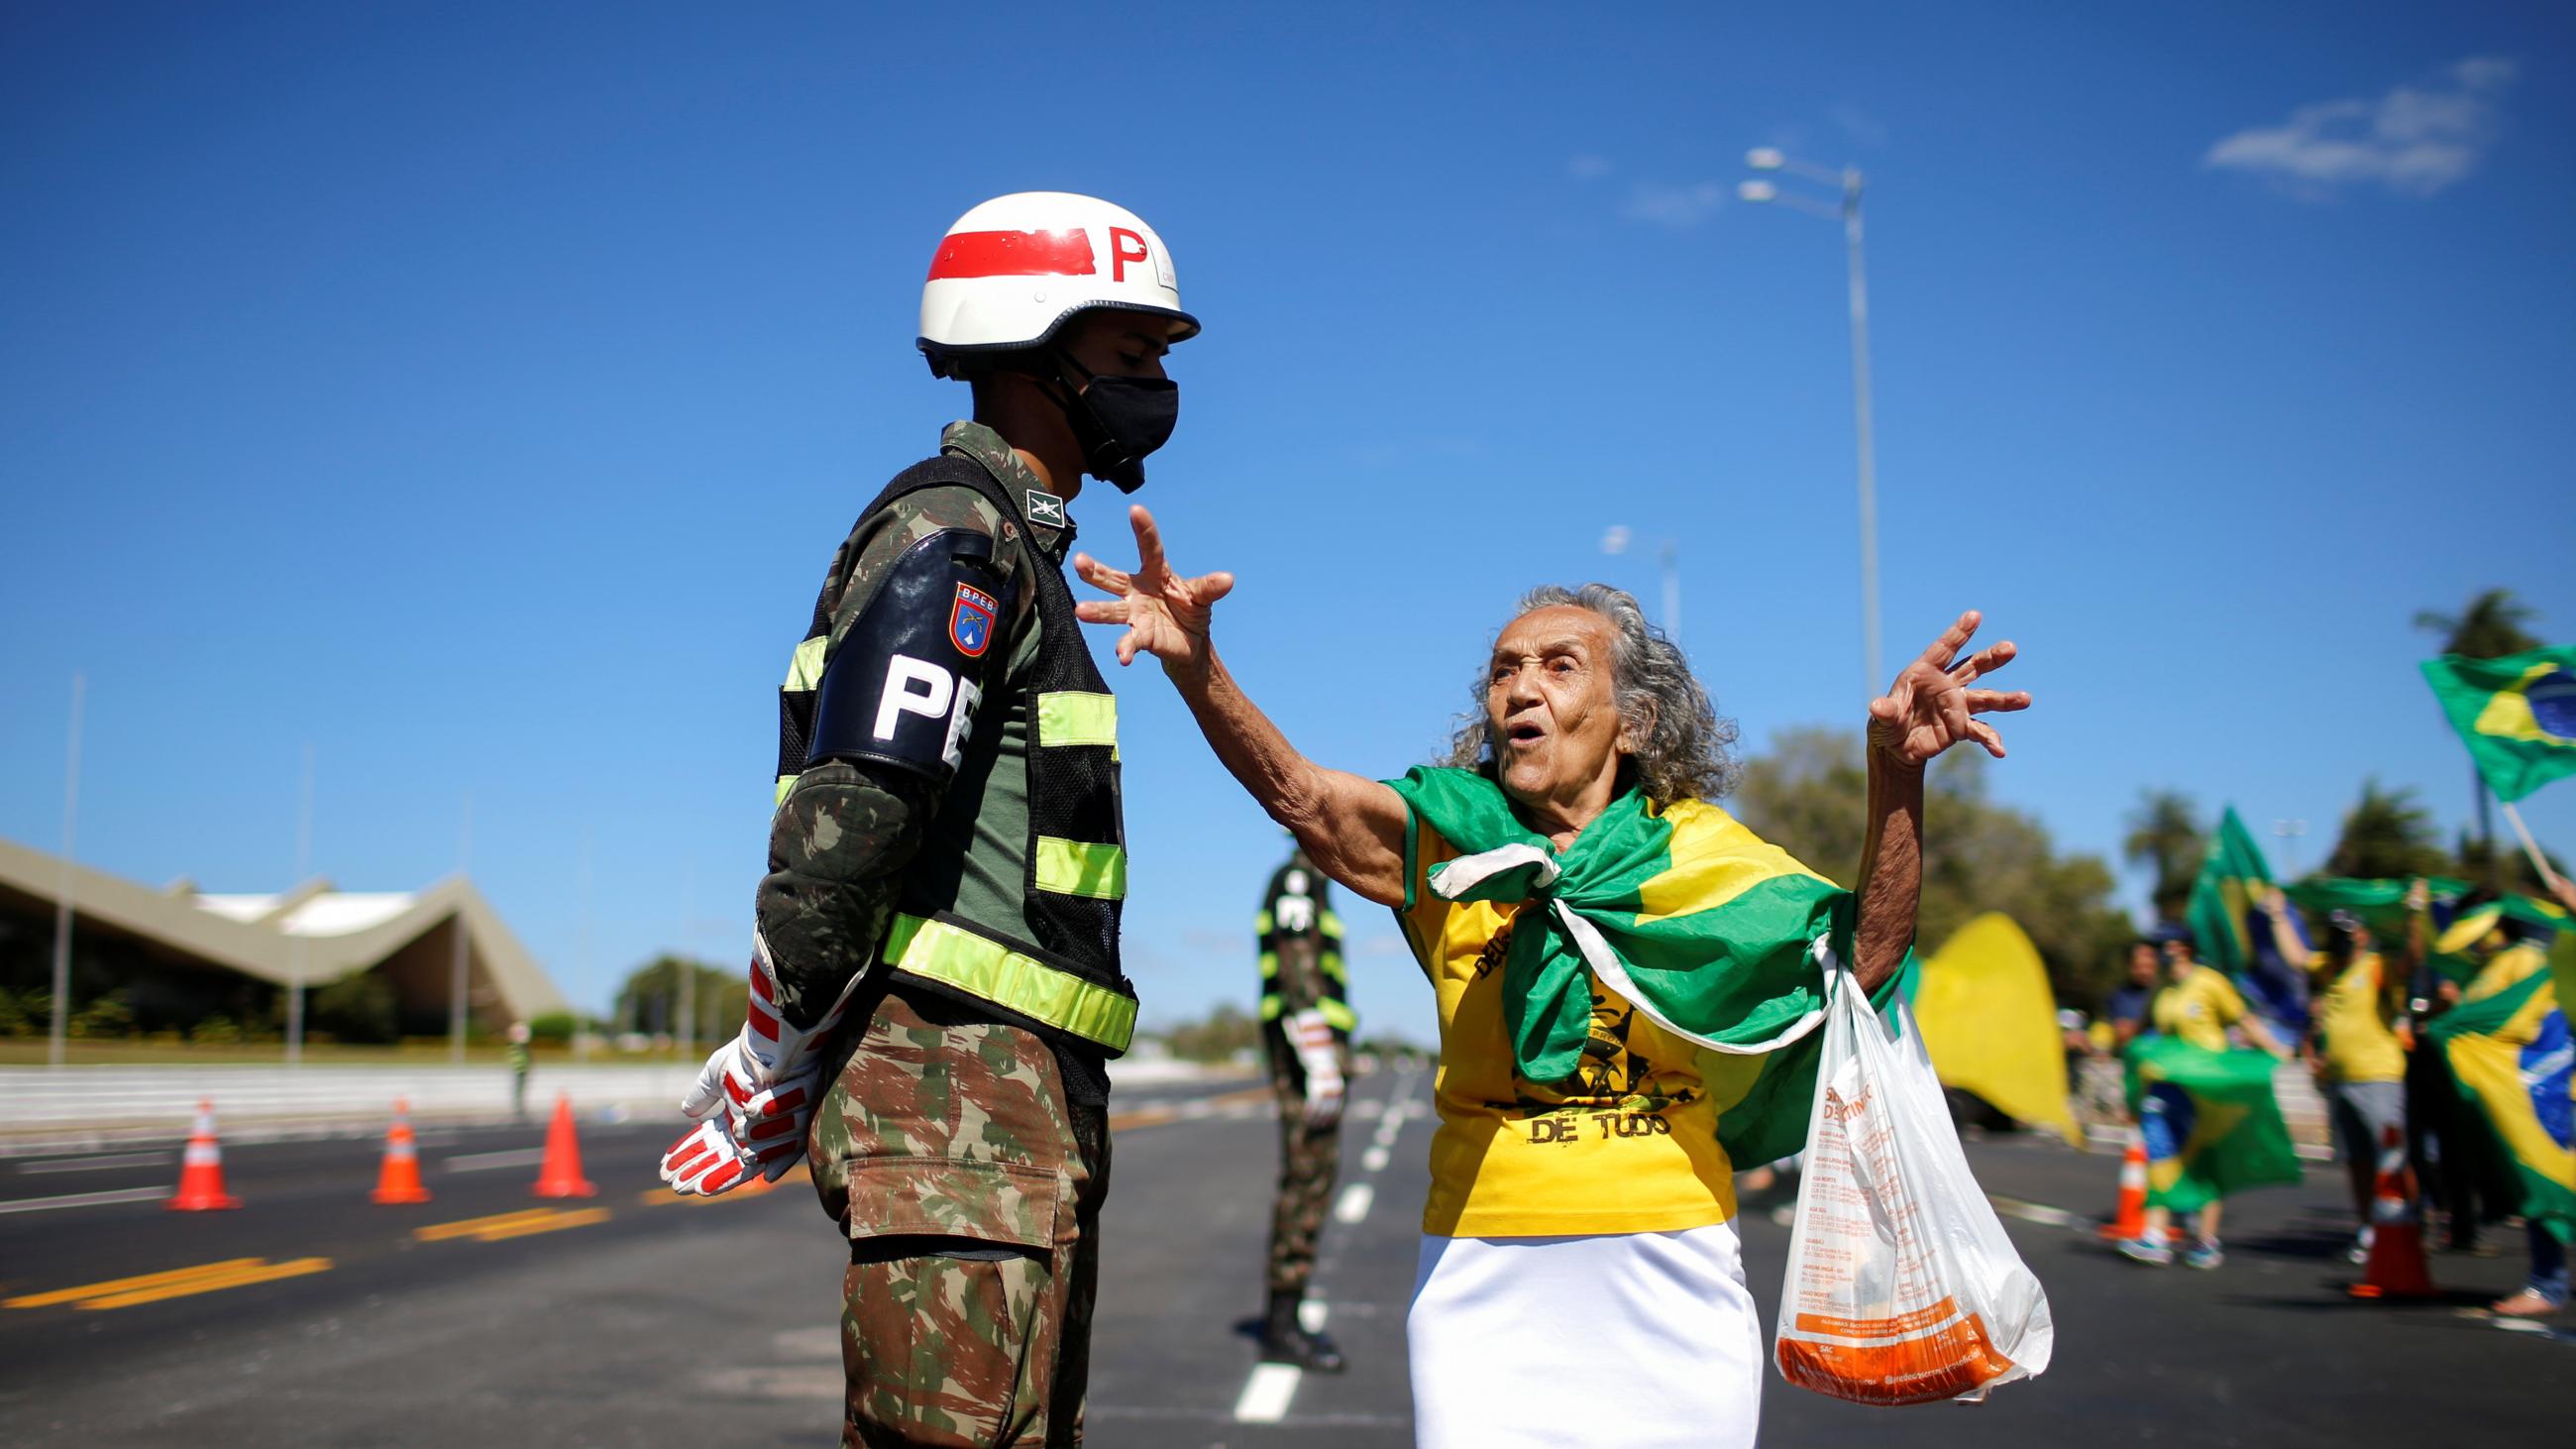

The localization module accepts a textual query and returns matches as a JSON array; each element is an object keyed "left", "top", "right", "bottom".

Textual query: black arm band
[{"left": 806, "top": 528, "right": 1017, "bottom": 782}]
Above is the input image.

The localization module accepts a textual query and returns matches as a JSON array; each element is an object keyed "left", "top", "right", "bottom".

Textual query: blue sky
[{"left": 5, "top": 2, "right": 2572, "bottom": 1045}]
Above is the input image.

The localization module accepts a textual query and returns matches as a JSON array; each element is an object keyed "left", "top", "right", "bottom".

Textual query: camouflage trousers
[
  {"left": 1264, "top": 1034, "right": 1344, "bottom": 1296},
  {"left": 809, "top": 990, "right": 1110, "bottom": 1448}
]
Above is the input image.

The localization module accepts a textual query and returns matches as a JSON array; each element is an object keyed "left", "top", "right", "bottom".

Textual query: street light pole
[
  {"left": 1840, "top": 168, "right": 1881, "bottom": 695},
  {"left": 49, "top": 673, "right": 85, "bottom": 1070},
  {"left": 1742, "top": 151, "right": 1882, "bottom": 695},
  {"left": 1600, "top": 526, "right": 1681, "bottom": 643}
]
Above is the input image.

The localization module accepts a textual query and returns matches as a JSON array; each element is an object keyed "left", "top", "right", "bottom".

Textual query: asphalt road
[{"left": 0, "top": 1069, "right": 2561, "bottom": 1447}]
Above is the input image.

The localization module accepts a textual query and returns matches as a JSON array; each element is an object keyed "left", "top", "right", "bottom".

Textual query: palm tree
[
  {"left": 2416, "top": 588, "right": 2543, "bottom": 882},
  {"left": 2123, "top": 789, "right": 2203, "bottom": 926},
  {"left": 2324, "top": 779, "right": 2448, "bottom": 880}
]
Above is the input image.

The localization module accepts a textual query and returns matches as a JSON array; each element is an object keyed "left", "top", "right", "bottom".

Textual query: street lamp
[
  {"left": 2272, "top": 819, "right": 2308, "bottom": 880},
  {"left": 1739, "top": 148, "right": 1881, "bottom": 696},
  {"left": 1599, "top": 526, "right": 1680, "bottom": 643}
]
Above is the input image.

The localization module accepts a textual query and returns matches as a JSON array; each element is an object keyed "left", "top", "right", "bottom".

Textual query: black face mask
[{"left": 1051, "top": 352, "right": 1178, "bottom": 494}]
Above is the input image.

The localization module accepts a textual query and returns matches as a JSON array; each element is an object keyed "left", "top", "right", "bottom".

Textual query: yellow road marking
[
  {"left": 414, "top": 1208, "right": 564, "bottom": 1242},
  {"left": 469, "top": 1207, "right": 609, "bottom": 1241},
  {"left": 78, "top": 1258, "right": 331, "bottom": 1310},
  {"left": 1109, "top": 1107, "right": 1177, "bottom": 1130},
  {"left": 6, "top": 1258, "right": 267, "bottom": 1309},
  {"left": 414, "top": 1206, "right": 610, "bottom": 1242}
]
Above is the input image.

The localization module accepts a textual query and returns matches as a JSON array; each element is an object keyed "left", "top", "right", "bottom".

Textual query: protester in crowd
[
  {"left": 1071, "top": 524, "right": 2026, "bottom": 1448},
  {"left": 2274, "top": 889, "right": 2422, "bottom": 1264},
  {"left": 2118, "top": 928, "right": 2292, "bottom": 1270},
  {"left": 2105, "top": 942, "right": 2160, "bottom": 1051}
]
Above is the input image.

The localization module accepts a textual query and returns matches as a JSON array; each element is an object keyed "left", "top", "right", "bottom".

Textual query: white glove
[
  {"left": 1287, "top": 1008, "right": 1345, "bottom": 1131},
  {"left": 658, "top": 935, "right": 857, "bottom": 1196}
]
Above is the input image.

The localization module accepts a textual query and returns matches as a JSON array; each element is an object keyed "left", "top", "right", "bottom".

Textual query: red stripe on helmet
[
  {"left": 927, "top": 229, "right": 1098, "bottom": 280},
  {"left": 749, "top": 965, "right": 774, "bottom": 1003},
  {"left": 746, "top": 1000, "right": 780, "bottom": 1042}
]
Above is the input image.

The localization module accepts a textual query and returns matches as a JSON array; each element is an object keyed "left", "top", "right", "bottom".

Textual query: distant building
[{"left": 0, "top": 836, "right": 567, "bottom": 1039}]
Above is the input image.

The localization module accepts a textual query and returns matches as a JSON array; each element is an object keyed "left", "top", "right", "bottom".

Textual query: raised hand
[
  {"left": 1073, "top": 504, "right": 1235, "bottom": 672},
  {"left": 1868, "top": 610, "right": 2031, "bottom": 767}
]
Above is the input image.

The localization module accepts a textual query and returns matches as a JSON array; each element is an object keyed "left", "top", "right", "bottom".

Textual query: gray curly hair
[{"left": 1443, "top": 583, "right": 1741, "bottom": 805}]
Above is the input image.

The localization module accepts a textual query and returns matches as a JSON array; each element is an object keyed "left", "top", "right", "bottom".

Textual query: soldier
[
  {"left": 657, "top": 191, "right": 1198, "bottom": 1447},
  {"left": 1254, "top": 841, "right": 1354, "bottom": 1371}
]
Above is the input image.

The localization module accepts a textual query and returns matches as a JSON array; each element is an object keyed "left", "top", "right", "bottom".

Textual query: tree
[
  {"left": 311, "top": 971, "right": 399, "bottom": 1044},
  {"left": 2416, "top": 588, "right": 2543, "bottom": 881},
  {"left": 613, "top": 954, "right": 746, "bottom": 1048},
  {"left": 2323, "top": 779, "right": 2450, "bottom": 880},
  {"left": 1733, "top": 728, "right": 2137, "bottom": 1012},
  {"left": 2121, "top": 789, "right": 2205, "bottom": 926},
  {"left": 1161, "top": 1002, "right": 1261, "bottom": 1063}
]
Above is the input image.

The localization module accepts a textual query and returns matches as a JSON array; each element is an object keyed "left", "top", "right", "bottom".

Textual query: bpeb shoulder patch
[{"left": 950, "top": 583, "right": 999, "bottom": 657}]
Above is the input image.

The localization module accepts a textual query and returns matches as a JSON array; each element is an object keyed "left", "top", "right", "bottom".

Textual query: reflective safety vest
[
  {"left": 1258, "top": 856, "right": 1353, "bottom": 1035},
  {"left": 779, "top": 454, "right": 1137, "bottom": 1057}
]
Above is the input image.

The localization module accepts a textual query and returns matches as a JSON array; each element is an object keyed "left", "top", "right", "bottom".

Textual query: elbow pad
[{"left": 806, "top": 528, "right": 1018, "bottom": 781}]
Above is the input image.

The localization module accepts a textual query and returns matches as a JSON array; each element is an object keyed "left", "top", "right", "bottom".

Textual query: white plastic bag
[{"left": 1773, "top": 965, "right": 2054, "bottom": 1405}]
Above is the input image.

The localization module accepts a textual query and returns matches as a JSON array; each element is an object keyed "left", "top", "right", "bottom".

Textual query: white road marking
[
  {"left": 1332, "top": 1182, "right": 1374, "bottom": 1224},
  {"left": 1234, "top": 1362, "right": 1301, "bottom": 1422},
  {"left": 1360, "top": 1145, "right": 1390, "bottom": 1172},
  {"left": 1300, "top": 1298, "right": 1328, "bottom": 1333},
  {"left": 441, "top": 1148, "right": 546, "bottom": 1172},
  {"left": 0, "top": 1185, "right": 173, "bottom": 1215},
  {"left": 1986, "top": 1195, "right": 2082, "bottom": 1229},
  {"left": 18, "top": 1152, "right": 173, "bottom": 1174}
]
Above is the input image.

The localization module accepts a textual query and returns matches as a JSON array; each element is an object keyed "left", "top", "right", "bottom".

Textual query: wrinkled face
[
  {"left": 2127, "top": 946, "right": 2159, "bottom": 986},
  {"left": 1485, "top": 606, "right": 1628, "bottom": 810}
]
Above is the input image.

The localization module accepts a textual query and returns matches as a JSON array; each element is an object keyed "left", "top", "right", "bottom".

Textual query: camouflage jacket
[{"left": 756, "top": 421, "right": 1074, "bottom": 1030}]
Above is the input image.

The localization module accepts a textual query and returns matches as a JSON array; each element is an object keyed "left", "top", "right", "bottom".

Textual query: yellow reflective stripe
[
  {"left": 883, "top": 915, "right": 1135, "bottom": 1052},
  {"left": 1259, "top": 995, "right": 1283, "bottom": 1022},
  {"left": 1319, "top": 909, "right": 1343, "bottom": 935},
  {"left": 1321, "top": 1000, "right": 1358, "bottom": 1033},
  {"left": 774, "top": 774, "right": 799, "bottom": 808},
  {"left": 1254, "top": 910, "right": 1273, "bottom": 934},
  {"left": 783, "top": 635, "right": 827, "bottom": 692},
  {"left": 1036, "top": 692, "right": 1119, "bottom": 760},
  {"left": 1321, "top": 950, "right": 1347, "bottom": 984},
  {"left": 1258, "top": 951, "right": 1278, "bottom": 979},
  {"left": 1033, "top": 836, "right": 1127, "bottom": 900}
]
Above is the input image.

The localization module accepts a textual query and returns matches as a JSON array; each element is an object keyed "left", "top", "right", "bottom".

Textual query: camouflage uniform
[
  {"left": 766, "top": 421, "right": 1118, "bottom": 1448},
  {"left": 1257, "top": 850, "right": 1353, "bottom": 1299}
]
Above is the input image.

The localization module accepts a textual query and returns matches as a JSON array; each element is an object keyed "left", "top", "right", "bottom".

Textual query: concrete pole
[
  {"left": 48, "top": 673, "right": 85, "bottom": 1069},
  {"left": 450, "top": 794, "right": 473, "bottom": 1063}
]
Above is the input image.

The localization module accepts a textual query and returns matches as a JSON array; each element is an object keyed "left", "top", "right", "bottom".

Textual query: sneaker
[
  {"left": 2115, "top": 1235, "right": 2173, "bottom": 1267},
  {"left": 2183, "top": 1239, "right": 2224, "bottom": 1270},
  {"left": 2345, "top": 1227, "right": 2375, "bottom": 1266}
]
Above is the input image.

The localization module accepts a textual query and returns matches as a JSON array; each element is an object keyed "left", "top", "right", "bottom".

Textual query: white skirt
[{"left": 1407, "top": 1223, "right": 1764, "bottom": 1449}]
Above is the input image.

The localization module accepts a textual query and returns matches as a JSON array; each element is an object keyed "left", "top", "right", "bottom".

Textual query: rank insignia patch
[
  {"left": 949, "top": 583, "right": 999, "bottom": 658},
  {"left": 1025, "top": 490, "right": 1067, "bottom": 529}
]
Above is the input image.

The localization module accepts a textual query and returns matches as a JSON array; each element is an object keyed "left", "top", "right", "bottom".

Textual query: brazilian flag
[
  {"left": 2189, "top": 808, "right": 2307, "bottom": 1030},
  {"left": 2426, "top": 947, "right": 2575, "bottom": 1244},
  {"left": 2420, "top": 646, "right": 2576, "bottom": 803},
  {"left": 2282, "top": 876, "right": 2469, "bottom": 945},
  {"left": 2123, "top": 1037, "right": 2303, "bottom": 1212}
]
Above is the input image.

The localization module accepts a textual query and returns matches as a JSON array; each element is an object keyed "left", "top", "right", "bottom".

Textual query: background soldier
[
  {"left": 1256, "top": 841, "right": 1353, "bottom": 1371},
  {"left": 657, "top": 191, "right": 1199, "bottom": 1447}
]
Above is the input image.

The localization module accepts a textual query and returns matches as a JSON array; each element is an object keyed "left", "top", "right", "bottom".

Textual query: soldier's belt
[{"left": 883, "top": 913, "right": 1137, "bottom": 1053}]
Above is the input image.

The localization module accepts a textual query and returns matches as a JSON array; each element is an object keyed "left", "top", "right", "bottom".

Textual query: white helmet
[{"left": 917, "top": 191, "right": 1199, "bottom": 377}]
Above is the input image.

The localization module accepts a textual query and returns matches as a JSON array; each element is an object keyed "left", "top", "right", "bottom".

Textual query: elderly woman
[{"left": 1076, "top": 508, "right": 2027, "bottom": 1448}]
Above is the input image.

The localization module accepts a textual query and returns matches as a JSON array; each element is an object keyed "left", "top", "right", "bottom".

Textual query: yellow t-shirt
[
  {"left": 2312, "top": 952, "right": 2405, "bottom": 1084},
  {"left": 2464, "top": 943, "right": 2550, "bottom": 1003},
  {"left": 2153, "top": 965, "right": 2246, "bottom": 1053},
  {"left": 1396, "top": 814, "right": 1737, "bottom": 1238}
]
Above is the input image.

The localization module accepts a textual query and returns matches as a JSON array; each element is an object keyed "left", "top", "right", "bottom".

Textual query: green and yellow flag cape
[
  {"left": 1386, "top": 766, "right": 1909, "bottom": 1168},
  {"left": 2420, "top": 647, "right": 2576, "bottom": 804},
  {"left": 2426, "top": 942, "right": 2575, "bottom": 1244},
  {"left": 2123, "top": 1038, "right": 2302, "bottom": 1213}
]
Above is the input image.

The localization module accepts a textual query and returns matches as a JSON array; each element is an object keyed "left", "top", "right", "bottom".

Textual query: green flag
[
  {"left": 2123, "top": 1037, "right": 2303, "bottom": 1213},
  {"left": 2186, "top": 807, "right": 2273, "bottom": 975},
  {"left": 2281, "top": 876, "right": 2467, "bottom": 944},
  {"left": 2419, "top": 647, "right": 2576, "bottom": 803}
]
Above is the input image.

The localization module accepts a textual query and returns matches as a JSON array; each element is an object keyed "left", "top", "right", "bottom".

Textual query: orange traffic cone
[
  {"left": 166, "top": 1099, "right": 242, "bottom": 1211},
  {"left": 2349, "top": 1124, "right": 2437, "bottom": 1300},
  {"left": 2095, "top": 1129, "right": 2150, "bottom": 1241},
  {"left": 532, "top": 1092, "right": 596, "bottom": 1199},
  {"left": 371, "top": 1097, "right": 433, "bottom": 1204}
]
